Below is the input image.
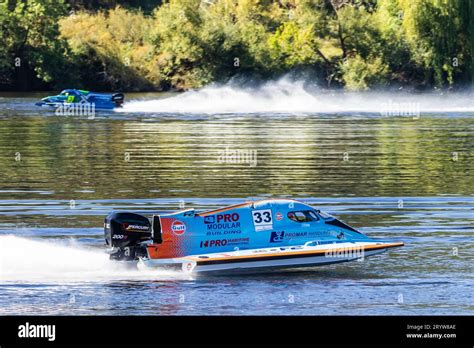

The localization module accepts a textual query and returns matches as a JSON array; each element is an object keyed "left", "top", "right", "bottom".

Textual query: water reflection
[{"left": 0, "top": 110, "right": 473, "bottom": 200}]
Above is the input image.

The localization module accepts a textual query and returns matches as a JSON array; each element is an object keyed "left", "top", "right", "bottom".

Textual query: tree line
[{"left": 0, "top": 0, "right": 472, "bottom": 91}]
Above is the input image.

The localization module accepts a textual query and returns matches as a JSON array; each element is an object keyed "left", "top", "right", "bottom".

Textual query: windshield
[
  {"left": 287, "top": 210, "right": 319, "bottom": 222},
  {"left": 318, "top": 211, "right": 333, "bottom": 219}
]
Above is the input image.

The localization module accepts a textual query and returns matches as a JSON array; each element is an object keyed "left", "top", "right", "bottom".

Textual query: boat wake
[
  {"left": 120, "top": 77, "right": 474, "bottom": 115},
  {"left": 0, "top": 235, "right": 186, "bottom": 283}
]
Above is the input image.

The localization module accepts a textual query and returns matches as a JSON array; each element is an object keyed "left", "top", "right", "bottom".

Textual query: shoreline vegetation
[{"left": 0, "top": 0, "right": 472, "bottom": 92}]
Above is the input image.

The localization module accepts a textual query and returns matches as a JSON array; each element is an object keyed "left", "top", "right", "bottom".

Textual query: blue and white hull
[{"left": 138, "top": 241, "right": 404, "bottom": 274}]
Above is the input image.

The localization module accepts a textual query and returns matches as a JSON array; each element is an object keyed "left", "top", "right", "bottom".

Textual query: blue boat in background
[{"left": 36, "top": 89, "right": 124, "bottom": 110}]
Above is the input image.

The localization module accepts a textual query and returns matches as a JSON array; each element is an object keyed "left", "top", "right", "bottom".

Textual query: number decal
[
  {"left": 66, "top": 95, "right": 75, "bottom": 103},
  {"left": 262, "top": 211, "right": 271, "bottom": 222},
  {"left": 253, "top": 212, "right": 262, "bottom": 223},
  {"left": 252, "top": 209, "right": 273, "bottom": 231}
]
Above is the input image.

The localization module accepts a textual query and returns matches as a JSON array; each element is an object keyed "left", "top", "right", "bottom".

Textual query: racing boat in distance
[
  {"left": 36, "top": 89, "right": 124, "bottom": 110},
  {"left": 104, "top": 199, "right": 404, "bottom": 274}
]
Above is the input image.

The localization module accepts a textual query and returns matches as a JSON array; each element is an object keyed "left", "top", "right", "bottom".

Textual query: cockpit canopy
[
  {"left": 60, "top": 89, "right": 80, "bottom": 96},
  {"left": 287, "top": 210, "right": 319, "bottom": 222},
  {"left": 286, "top": 209, "right": 335, "bottom": 223}
]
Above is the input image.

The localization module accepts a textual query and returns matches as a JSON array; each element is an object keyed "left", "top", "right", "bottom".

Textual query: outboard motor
[
  {"left": 111, "top": 93, "right": 124, "bottom": 107},
  {"left": 104, "top": 212, "right": 152, "bottom": 261}
]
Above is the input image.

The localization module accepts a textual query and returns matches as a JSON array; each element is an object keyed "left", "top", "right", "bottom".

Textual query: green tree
[
  {"left": 0, "top": 0, "right": 73, "bottom": 90},
  {"left": 1, "top": 0, "right": 472, "bottom": 91},
  {"left": 59, "top": 7, "right": 155, "bottom": 90},
  {"left": 386, "top": 0, "right": 471, "bottom": 86},
  {"left": 340, "top": 54, "right": 389, "bottom": 90}
]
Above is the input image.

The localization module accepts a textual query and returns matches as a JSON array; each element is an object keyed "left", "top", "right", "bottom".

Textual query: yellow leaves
[
  {"left": 58, "top": 7, "right": 157, "bottom": 89},
  {"left": 46, "top": 0, "right": 468, "bottom": 90},
  {"left": 59, "top": 12, "right": 108, "bottom": 51},
  {"left": 107, "top": 7, "right": 152, "bottom": 44},
  {"left": 59, "top": 8, "right": 154, "bottom": 57},
  {"left": 202, "top": 0, "right": 237, "bottom": 20},
  {"left": 268, "top": 22, "right": 312, "bottom": 64},
  {"left": 396, "top": 0, "right": 419, "bottom": 43},
  {"left": 393, "top": 0, "right": 464, "bottom": 86},
  {"left": 234, "top": 0, "right": 274, "bottom": 23},
  {"left": 319, "top": 40, "right": 342, "bottom": 60},
  {"left": 235, "top": 0, "right": 259, "bottom": 21},
  {"left": 340, "top": 54, "right": 389, "bottom": 90}
]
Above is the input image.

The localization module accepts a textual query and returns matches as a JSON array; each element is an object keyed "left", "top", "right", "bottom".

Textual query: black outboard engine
[
  {"left": 111, "top": 93, "right": 124, "bottom": 107},
  {"left": 104, "top": 212, "right": 152, "bottom": 261}
]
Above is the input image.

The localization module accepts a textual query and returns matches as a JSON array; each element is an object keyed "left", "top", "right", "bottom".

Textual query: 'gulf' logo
[{"left": 171, "top": 220, "right": 186, "bottom": 235}]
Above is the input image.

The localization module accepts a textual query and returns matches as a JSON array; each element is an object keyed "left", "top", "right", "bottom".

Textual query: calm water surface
[{"left": 0, "top": 92, "right": 473, "bottom": 315}]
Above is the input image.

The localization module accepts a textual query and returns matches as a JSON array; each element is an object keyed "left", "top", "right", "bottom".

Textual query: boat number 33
[{"left": 252, "top": 209, "right": 272, "bottom": 225}]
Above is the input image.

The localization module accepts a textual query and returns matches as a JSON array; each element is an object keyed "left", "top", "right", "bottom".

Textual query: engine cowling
[
  {"left": 111, "top": 93, "right": 124, "bottom": 107},
  {"left": 104, "top": 212, "right": 152, "bottom": 261}
]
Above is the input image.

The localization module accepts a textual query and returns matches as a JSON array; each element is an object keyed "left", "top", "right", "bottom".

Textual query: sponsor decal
[
  {"left": 206, "top": 229, "right": 241, "bottom": 236},
  {"left": 204, "top": 213, "right": 240, "bottom": 223},
  {"left": 270, "top": 231, "right": 285, "bottom": 243},
  {"left": 204, "top": 215, "right": 215, "bottom": 224},
  {"left": 200, "top": 237, "right": 249, "bottom": 248},
  {"left": 285, "top": 232, "right": 308, "bottom": 238},
  {"left": 122, "top": 223, "right": 150, "bottom": 232},
  {"left": 269, "top": 230, "right": 329, "bottom": 242},
  {"left": 276, "top": 212, "right": 283, "bottom": 221},
  {"left": 206, "top": 222, "right": 241, "bottom": 232},
  {"left": 205, "top": 213, "right": 241, "bottom": 234},
  {"left": 171, "top": 220, "right": 186, "bottom": 235}
]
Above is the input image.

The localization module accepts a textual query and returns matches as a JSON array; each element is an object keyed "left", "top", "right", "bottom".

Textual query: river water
[{"left": 0, "top": 84, "right": 473, "bottom": 315}]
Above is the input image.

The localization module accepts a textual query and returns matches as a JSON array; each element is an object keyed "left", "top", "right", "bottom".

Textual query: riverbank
[{"left": 1, "top": 1, "right": 472, "bottom": 92}]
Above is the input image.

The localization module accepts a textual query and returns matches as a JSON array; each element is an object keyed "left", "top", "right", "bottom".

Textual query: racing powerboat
[
  {"left": 36, "top": 89, "right": 124, "bottom": 110},
  {"left": 104, "top": 199, "right": 404, "bottom": 274}
]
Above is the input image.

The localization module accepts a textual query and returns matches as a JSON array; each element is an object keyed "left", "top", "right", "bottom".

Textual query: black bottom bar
[{"left": 1, "top": 316, "right": 472, "bottom": 346}]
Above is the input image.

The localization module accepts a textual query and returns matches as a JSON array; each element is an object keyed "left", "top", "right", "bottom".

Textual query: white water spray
[
  {"left": 120, "top": 78, "right": 474, "bottom": 114},
  {"left": 0, "top": 235, "right": 185, "bottom": 283}
]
